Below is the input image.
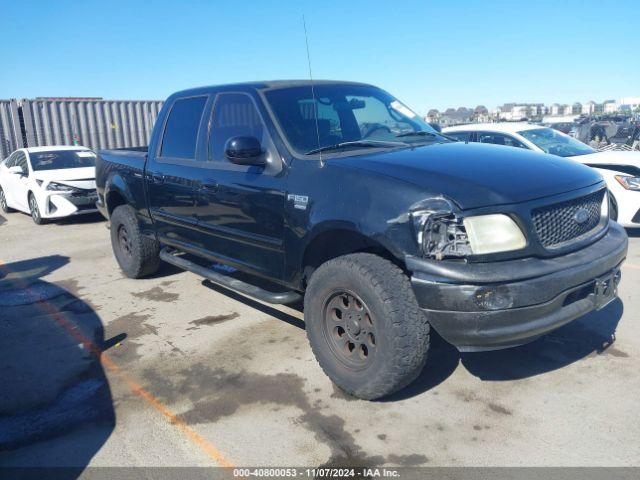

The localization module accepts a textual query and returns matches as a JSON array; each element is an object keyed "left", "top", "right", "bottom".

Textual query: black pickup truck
[{"left": 96, "top": 80, "right": 628, "bottom": 399}]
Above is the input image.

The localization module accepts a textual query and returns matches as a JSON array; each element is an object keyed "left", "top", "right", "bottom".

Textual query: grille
[{"left": 532, "top": 189, "right": 604, "bottom": 248}]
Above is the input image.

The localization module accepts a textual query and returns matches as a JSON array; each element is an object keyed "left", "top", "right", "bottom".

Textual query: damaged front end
[{"left": 410, "top": 197, "right": 472, "bottom": 260}]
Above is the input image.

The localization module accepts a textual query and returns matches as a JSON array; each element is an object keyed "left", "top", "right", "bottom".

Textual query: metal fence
[
  {"left": 0, "top": 100, "right": 21, "bottom": 160},
  {"left": 0, "top": 98, "right": 164, "bottom": 159}
]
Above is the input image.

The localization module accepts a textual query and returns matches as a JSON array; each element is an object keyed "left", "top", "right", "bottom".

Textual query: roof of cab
[
  {"left": 170, "top": 80, "right": 374, "bottom": 98},
  {"left": 443, "top": 122, "right": 543, "bottom": 134}
]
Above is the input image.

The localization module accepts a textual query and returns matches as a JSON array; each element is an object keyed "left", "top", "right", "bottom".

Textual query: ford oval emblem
[{"left": 574, "top": 209, "right": 590, "bottom": 224}]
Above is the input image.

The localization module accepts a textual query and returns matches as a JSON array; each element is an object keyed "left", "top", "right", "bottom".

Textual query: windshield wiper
[
  {"left": 305, "top": 140, "right": 407, "bottom": 155},
  {"left": 395, "top": 131, "right": 437, "bottom": 138}
]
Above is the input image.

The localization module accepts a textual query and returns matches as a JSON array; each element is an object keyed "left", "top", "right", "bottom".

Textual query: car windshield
[
  {"left": 264, "top": 84, "right": 448, "bottom": 156},
  {"left": 518, "top": 128, "right": 595, "bottom": 157},
  {"left": 29, "top": 150, "right": 96, "bottom": 171}
]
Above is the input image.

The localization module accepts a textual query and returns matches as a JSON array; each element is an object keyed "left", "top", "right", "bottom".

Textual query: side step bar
[{"left": 159, "top": 248, "right": 301, "bottom": 305}]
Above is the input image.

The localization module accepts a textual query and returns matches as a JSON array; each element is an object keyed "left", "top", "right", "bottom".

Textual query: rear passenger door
[{"left": 146, "top": 95, "right": 211, "bottom": 250}]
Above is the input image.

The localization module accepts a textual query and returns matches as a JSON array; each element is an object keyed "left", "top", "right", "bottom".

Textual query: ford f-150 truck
[{"left": 96, "top": 80, "right": 628, "bottom": 400}]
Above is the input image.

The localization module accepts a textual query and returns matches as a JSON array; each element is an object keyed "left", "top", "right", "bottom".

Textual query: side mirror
[
  {"left": 8, "top": 165, "right": 24, "bottom": 175},
  {"left": 224, "top": 136, "right": 265, "bottom": 166}
]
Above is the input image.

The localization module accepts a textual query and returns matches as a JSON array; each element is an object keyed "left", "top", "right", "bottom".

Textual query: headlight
[
  {"left": 47, "top": 181, "right": 75, "bottom": 192},
  {"left": 463, "top": 214, "right": 526, "bottom": 255},
  {"left": 614, "top": 175, "right": 640, "bottom": 191}
]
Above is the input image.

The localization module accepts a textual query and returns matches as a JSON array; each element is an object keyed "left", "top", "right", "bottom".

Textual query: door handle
[
  {"left": 151, "top": 174, "right": 165, "bottom": 185},
  {"left": 198, "top": 180, "right": 218, "bottom": 192}
]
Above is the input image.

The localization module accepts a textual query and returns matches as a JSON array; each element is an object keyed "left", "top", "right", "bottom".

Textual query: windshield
[
  {"left": 29, "top": 150, "right": 96, "bottom": 171},
  {"left": 264, "top": 84, "right": 446, "bottom": 155},
  {"left": 518, "top": 128, "right": 595, "bottom": 157}
]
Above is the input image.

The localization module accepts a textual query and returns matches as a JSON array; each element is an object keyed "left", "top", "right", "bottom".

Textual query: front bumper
[
  {"left": 408, "top": 221, "right": 628, "bottom": 351},
  {"left": 41, "top": 191, "right": 99, "bottom": 218}
]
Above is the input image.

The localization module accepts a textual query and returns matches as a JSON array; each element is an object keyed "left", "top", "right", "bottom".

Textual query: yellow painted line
[{"left": 0, "top": 260, "right": 234, "bottom": 468}]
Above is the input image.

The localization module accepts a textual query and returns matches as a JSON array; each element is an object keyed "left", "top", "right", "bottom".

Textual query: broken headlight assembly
[{"left": 411, "top": 198, "right": 526, "bottom": 259}]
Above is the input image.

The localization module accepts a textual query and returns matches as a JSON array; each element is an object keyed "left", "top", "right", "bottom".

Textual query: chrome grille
[{"left": 531, "top": 189, "right": 605, "bottom": 248}]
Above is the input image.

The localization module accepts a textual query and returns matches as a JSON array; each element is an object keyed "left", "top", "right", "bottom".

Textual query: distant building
[
  {"left": 582, "top": 101, "right": 597, "bottom": 115},
  {"left": 571, "top": 102, "right": 582, "bottom": 115},
  {"left": 603, "top": 100, "right": 617, "bottom": 114},
  {"left": 550, "top": 103, "right": 562, "bottom": 116}
]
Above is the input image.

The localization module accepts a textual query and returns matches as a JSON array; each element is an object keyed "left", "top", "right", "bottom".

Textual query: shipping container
[
  {"left": 0, "top": 100, "right": 22, "bottom": 160},
  {"left": 20, "top": 99, "right": 164, "bottom": 151}
]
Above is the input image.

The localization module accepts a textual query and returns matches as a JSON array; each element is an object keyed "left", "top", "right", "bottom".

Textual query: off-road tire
[
  {"left": 29, "top": 192, "right": 46, "bottom": 225},
  {"left": 110, "top": 205, "right": 160, "bottom": 278},
  {"left": 0, "top": 186, "right": 14, "bottom": 213},
  {"left": 304, "top": 253, "right": 430, "bottom": 400}
]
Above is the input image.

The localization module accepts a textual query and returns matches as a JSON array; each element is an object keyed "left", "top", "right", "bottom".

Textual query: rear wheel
[
  {"left": 304, "top": 253, "right": 430, "bottom": 400},
  {"left": 0, "top": 187, "right": 14, "bottom": 213},
  {"left": 29, "top": 193, "right": 45, "bottom": 225},
  {"left": 110, "top": 205, "right": 160, "bottom": 278}
]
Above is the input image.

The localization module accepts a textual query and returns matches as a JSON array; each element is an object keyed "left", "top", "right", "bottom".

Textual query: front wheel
[
  {"left": 110, "top": 205, "right": 160, "bottom": 278},
  {"left": 304, "top": 253, "right": 430, "bottom": 400},
  {"left": 29, "top": 193, "right": 46, "bottom": 225}
]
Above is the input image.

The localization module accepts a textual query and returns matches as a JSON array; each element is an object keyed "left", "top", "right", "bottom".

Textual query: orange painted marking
[{"left": 0, "top": 260, "right": 234, "bottom": 468}]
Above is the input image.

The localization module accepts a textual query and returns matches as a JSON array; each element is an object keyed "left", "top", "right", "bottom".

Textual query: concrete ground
[{"left": 0, "top": 210, "right": 639, "bottom": 470}]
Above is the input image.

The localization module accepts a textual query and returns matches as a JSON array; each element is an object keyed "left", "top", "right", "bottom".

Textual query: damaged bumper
[{"left": 407, "top": 221, "right": 628, "bottom": 352}]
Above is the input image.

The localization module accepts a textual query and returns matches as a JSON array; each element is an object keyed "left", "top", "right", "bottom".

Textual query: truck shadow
[
  {"left": 0, "top": 255, "right": 115, "bottom": 479},
  {"left": 460, "top": 299, "right": 624, "bottom": 381}
]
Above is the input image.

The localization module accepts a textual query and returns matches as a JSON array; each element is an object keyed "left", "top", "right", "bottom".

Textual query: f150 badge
[{"left": 287, "top": 194, "right": 309, "bottom": 210}]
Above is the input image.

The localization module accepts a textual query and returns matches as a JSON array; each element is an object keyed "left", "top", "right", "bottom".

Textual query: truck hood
[
  {"left": 568, "top": 150, "right": 640, "bottom": 169},
  {"left": 337, "top": 142, "right": 603, "bottom": 209},
  {"left": 32, "top": 167, "right": 96, "bottom": 190}
]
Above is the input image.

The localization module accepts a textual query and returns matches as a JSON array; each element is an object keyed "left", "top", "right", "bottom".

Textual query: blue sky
[{"left": 1, "top": 0, "right": 638, "bottom": 113}]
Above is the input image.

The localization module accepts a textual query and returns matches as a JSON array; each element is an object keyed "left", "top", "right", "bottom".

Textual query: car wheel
[
  {"left": 110, "top": 205, "right": 160, "bottom": 278},
  {"left": 304, "top": 253, "right": 430, "bottom": 400},
  {"left": 29, "top": 193, "right": 46, "bottom": 225},
  {"left": 0, "top": 187, "right": 14, "bottom": 213}
]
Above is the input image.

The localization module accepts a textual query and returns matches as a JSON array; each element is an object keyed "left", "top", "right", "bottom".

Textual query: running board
[{"left": 159, "top": 248, "right": 301, "bottom": 305}]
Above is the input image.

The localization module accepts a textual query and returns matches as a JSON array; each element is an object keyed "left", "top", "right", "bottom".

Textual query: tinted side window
[
  {"left": 478, "top": 132, "right": 527, "bottom": 149},
  {"left": 15, "top": 152, "right": 28, "bottom": 172},
  {"left": 209, "top": 93, "right": 267, "bottom": 162},
  {"left": 160, "top": 96, "right": 207, "bottom": 159},
  {"left": 4, "top": 152, "right": 16, "bottom": 167},
  {"left": 447, "top": 131, "right": 472, "bottom": 142}
]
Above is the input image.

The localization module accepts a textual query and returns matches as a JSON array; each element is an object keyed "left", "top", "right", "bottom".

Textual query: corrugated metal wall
[
  {"left": 0, "top": 100, "right": 22, "bottom": 160},
  {"left": 0, "top": 98, "right": 164, "bottom": 159},
  {"left": 21, "top": 99, "right": 164, "bottom": 151}
]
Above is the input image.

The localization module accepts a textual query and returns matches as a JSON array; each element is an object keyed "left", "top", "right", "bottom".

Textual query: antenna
[{"left": 303, "top": 14, "right": 323, "bottom": 165}]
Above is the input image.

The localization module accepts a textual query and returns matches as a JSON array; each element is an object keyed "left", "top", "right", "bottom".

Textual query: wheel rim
[
  {"left": 117, "top": 224, "right": 133, "bottom": 258},
  {"left": 322, "top": 290, "right": 377, "bottom": 370},
  {"left": 30, "top": 196, "right": 39, "bottom": 221}
]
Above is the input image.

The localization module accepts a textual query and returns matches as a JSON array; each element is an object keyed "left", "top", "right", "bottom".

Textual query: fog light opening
[{"left": 474, "top": 286, "right": 513, "bottom": 310}]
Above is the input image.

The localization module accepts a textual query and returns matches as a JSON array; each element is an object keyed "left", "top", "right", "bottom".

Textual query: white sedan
[
  {"left": 443, "top": 123, "right": 640, "bottom": 228},
  {"left": 0, "top": 146, "right": 98, "bottom": 224}
]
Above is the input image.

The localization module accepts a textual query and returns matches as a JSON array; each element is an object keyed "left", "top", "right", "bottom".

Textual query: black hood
[{"left": 337, "top": 142, "right": 603, "bottom": 209}]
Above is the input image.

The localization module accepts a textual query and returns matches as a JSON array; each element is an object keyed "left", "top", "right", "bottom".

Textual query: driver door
[{"left": 4, "top": 151, "right": 30, "bottom": 211}]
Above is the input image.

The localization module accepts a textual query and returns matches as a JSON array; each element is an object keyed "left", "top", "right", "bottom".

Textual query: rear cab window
[{"left": 160, "top": 96, "right": 208, "bottom": 159}]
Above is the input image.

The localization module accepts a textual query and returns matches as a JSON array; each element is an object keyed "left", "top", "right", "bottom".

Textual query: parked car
[
  {"left": 96, "top": 81, "right": 627, "bottom": 400},
  {"left": 443, "top": 123, "right": 640, "bottom": 228},
  {"left": 0, "top": 146, "right": 98, "bottom": 224}
]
